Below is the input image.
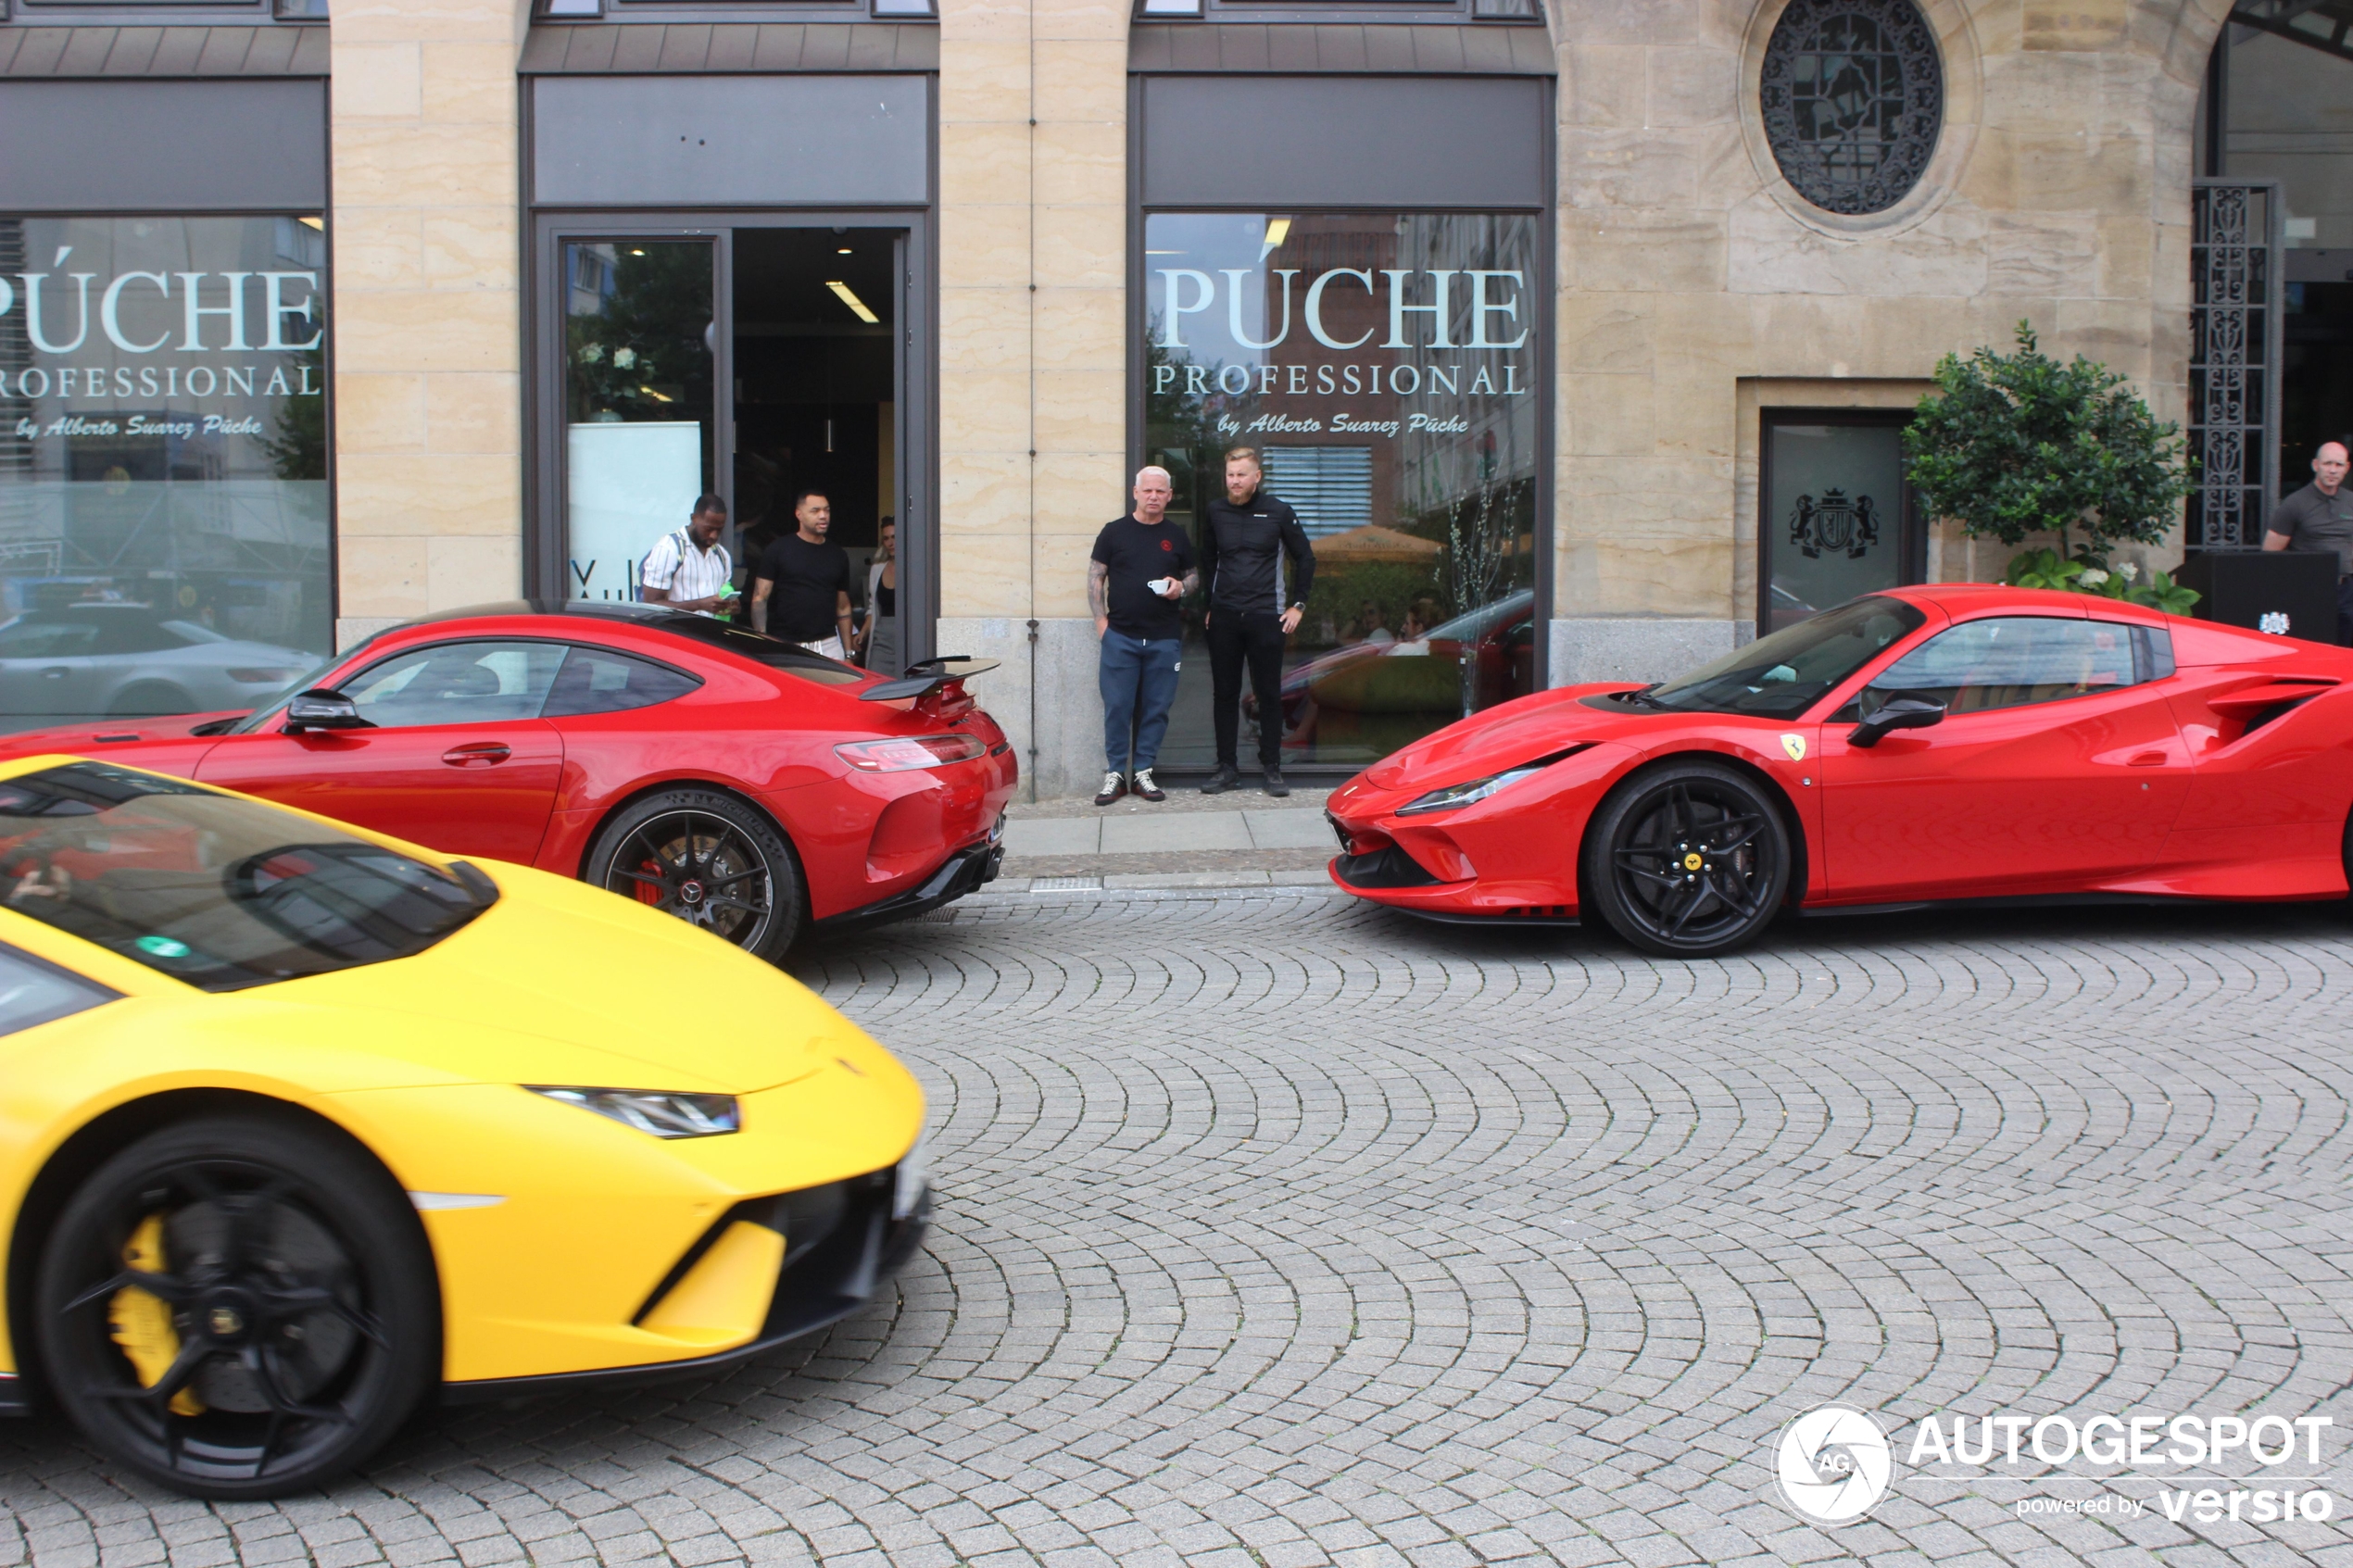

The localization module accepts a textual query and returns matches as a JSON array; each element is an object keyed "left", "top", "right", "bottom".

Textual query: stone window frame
[
  {"left": 1, "top": 0, "right": 322, "bottom": 23},
  {"left": 534, "top": 0, "right": 934, "bottom": 22},
  {"left": 1735, "top": 0, "right": 1982, "bottom": 241}
]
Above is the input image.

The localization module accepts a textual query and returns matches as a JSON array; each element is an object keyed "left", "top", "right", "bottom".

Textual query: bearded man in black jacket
[{"left": 1198, "top": 446, "right": 1315, "bottom": 797}]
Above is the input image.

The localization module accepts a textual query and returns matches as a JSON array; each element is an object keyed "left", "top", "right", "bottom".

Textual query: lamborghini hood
[{"left": 270, "top": 861, "right": 838, "bottom": 1095}]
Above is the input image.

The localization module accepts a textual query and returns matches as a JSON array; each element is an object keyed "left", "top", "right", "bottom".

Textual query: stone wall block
[
  {"left": 1562, "top": 44, "right": 1647, "bottom": 127},
  {"left": 1983, "top": 210, "right": 2102, "bottom": 297},
  {"left": 1566, "top": 211, "right": 1730, "bottom": 294},
  {"left": 1562, "top": 127, "right": 1707, "bottom": 210},
  {"left": 1728, "top": 196, "right": 1990, "bottom": 297},
  {"left": 1645, "top": 44, "right": 1738, "bottom": 128}
]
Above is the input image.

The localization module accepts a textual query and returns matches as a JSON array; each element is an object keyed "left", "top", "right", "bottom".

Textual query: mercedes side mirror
[
  {"left": 283, "top": 689, "right": 371, "bottom": 734},
  {"left": 1848, "top": 697, "right": 1945, "bottom": 749}
]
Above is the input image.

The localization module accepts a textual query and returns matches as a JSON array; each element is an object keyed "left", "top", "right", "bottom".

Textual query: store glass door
[
  {"left": 1758, "top": 411, "right": 1925, "bottom": 634},
  {"left": 538, "top": 219, "right": 925, "bottom": 670},
  {"left": 560, "top": 238, "right": 720, "bottom": 604}
]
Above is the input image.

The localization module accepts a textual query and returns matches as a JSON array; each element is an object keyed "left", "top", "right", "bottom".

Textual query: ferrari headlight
[
  {"left": 893, "top": 1131, "right": 931, "bottom": 1220},
  {"left": 1396, "top": 764, "right": 1550, "bottom": 815},
  {"left": 529, "top": 1086, "right": 741, "bottom": 1139}
]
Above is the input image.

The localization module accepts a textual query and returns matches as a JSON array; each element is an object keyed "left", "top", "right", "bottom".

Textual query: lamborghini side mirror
[
  {"left": 1848, "top": 696, "right": 1945, "bottom": 749},
  {"left": 283, "top": 689, "right": 372, "bottom": 734}
]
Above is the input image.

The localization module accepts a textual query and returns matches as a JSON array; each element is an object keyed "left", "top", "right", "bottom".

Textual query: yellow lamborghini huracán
[{"left": 0, "top": 758, "right": 929, "bottom": 1497}]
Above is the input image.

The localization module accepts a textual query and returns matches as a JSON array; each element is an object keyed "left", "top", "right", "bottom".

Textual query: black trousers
[{"left": 1208, "top": 608, "right": 1287, "bottom": 770}]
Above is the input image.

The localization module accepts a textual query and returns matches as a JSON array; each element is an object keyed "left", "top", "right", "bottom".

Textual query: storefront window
[
  {"left": 0, "top": 215, "right": 331, "bottom": 731},
  {"left": 1142, "top": 211, "right": 1541, "bottom": 770},
  {"left": 562, "top": 240, "right": 716, "bottom": 603}
]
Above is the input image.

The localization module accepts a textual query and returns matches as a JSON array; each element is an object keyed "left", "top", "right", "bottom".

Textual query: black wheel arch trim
[
  {"left": 1580, "top": 748, "right": 1810, "bottom": 911},
  {"left": 6, "top": 1087, "right": 442, "bottom": 1416}
]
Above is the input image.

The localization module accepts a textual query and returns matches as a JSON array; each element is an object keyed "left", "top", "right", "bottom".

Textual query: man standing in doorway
[
  {"left": 2264, "top": 439, "right": 2353, "bottom": 644},
  {"left": 750, "top": 487, "right": 856, "bottom": 658},
  {"left": 1199, "top": 446, "right": 1315, "bottom": 797},
  {"left": 640, "top": 494, "right": 736, "bottom": 618},
  {"left": 1090, "top": 466, "right": 1197, "bottom": 806}
]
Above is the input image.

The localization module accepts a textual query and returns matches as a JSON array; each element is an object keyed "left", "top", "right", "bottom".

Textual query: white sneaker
[
  {"left": 1094, "top": 771, "right": 1127, "bottom": 806},
  {"left": 1133, "top": 768, "right": 1164, "bottom": 802}
]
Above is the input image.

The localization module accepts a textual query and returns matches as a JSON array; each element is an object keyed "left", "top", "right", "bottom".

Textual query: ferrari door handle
[
  {"left": 2126, "top": 750, "right": 2170, "bottom": 767},
  {"left": 441, "top": 743, "right": 510, "bottom": 767}
]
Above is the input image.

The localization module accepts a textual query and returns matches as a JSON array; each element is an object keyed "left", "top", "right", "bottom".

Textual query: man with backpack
[{"left": 641, "top": 494, "right": 737, "bottom": 618}]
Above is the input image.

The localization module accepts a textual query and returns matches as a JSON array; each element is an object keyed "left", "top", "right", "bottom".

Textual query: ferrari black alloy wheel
[
  {"left": 35, "top": 1114, "right": 436, "bottom": 1499},
  {"left": 1581, "top": 759, "right": 1792, "bottom": 959},
  {"left": 586, "top": 788, "right": 804, "bottom": 962}
]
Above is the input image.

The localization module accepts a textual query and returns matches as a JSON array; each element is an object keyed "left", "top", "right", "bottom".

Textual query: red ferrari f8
[
  {"left": 0, "top": 602, "right": 1020, "bottom": 961},
  {"left": 1327, "top": 585, "right": 2353, "bottom": 956}
]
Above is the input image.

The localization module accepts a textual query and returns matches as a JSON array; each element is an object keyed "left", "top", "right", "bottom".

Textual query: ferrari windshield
[
  {"left": 0, "top": 763, "right": 497, "bottom": 992},
  {"left": 1642, "top": 596, "right": 1928, "bottom": 720}
]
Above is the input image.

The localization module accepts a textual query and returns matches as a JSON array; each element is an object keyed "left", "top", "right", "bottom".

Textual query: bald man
[
  {"left": 1089, "top": 465, "right": 1198, "bottom": 805},
  {"left": 2265, "top": 439, "right": 2353, "bottom": 644}
]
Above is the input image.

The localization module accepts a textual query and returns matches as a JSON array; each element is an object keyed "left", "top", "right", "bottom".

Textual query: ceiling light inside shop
[
  {"left": 837, "top": 247, "right": 853, "bottom": 255},
  {"left": 825, "top": 281, "right": 880, "bottom": 324},
  {"left": 297, "top": 216, "right": 325, "bottom": 231},
  {"left": 1259, "top": 219, "right": 1290, "bottom": 259},
  {"left": 639, "top": 385, "right": 672, "bottom": 403},
  {"left": 630, "top": 248, "right": 646, "bottom": 257}
]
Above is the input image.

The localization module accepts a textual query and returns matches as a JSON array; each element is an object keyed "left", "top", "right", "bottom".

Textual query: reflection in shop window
[
  {"left": 0, "top": 215, "right": 331, "bottom": 732},
  {"left": 1141, "top": 211, "right": 1541, "bottom": 770}
]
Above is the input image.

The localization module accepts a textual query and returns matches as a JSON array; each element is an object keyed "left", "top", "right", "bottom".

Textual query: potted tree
[{"left": 1904, "top": 322, "right": 2199, "bottom": 613}]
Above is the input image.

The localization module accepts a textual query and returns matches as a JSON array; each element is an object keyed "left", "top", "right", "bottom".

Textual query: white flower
[
  {"left": 2117, "top": 561, "right": 2141, "bottom": 582},
  {"left": 2079, "top": 568, "right": 2109, "bottom": 586},
  {"left": 612, "top": 346, "right": 637, "bottom": 370},
  {"left": 578, "top": 343, "right": 604, "bottom": 364},
  {"left": 2259, "top": 611, "right": 2291, "bottom": 635}
]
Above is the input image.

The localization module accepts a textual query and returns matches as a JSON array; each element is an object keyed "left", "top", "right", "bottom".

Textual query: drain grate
[{"left": 1027, "top": 876, "right": 1103, "bottom": 892}]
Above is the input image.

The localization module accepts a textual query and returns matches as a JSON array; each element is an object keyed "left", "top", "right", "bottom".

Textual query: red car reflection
[
  {"left": 0, "top": 602, "right": 1019, "bottom": 961},
  {"left": 1328, "top": 584, "right": 2353, "bottom": 957},
  {"left": 1251, "top": 589, "right": 1538, "bottom": 760}
]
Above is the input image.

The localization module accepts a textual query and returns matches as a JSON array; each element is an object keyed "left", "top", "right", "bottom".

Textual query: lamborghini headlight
[
  {"left": 1396, "top": 763, "right": 1551, "bottom": 815},
  {"left": 529, "top": 1086, "right": 741, "bottom": 1138},
  {"left": 893, "top": 1131, "right": 931, "bottom": 1220}
]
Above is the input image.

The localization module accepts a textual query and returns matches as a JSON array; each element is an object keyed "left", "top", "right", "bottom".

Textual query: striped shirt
[{"left": 641, "top": 529, "right": 734, "bottom": 614}]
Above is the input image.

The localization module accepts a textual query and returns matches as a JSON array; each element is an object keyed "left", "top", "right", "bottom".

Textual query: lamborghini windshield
[
  {"left": 1639, "top": 596, "right": 1927, "bottom": 720},
  {"left": 0, "top": 762, "right": 497, "bottom": 992}
]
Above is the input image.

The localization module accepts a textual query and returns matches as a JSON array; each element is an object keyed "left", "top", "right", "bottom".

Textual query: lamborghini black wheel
[
  {"left": 35, "top": 1113, "right": 436, "bottom": 1499},
  {"left": 1581, "top": 759, "right": 1791, "bottom": 958}
]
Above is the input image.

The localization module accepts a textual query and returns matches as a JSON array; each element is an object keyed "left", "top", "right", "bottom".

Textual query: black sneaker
[
  {"left": 1094, "top": 770, "right": 1127, "bottom": 807},
  {"left": 1132, "top": 767, "right": 1165, "bottom": 802},
  {"left": 1201, "top": 765, "right": 1241, "bottom": 795},
  {"left": 1264, "top": 769, "right": 1290, "bottom": 798}
]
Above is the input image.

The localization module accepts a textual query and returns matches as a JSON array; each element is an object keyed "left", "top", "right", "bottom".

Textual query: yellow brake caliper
[{"left": 107, "top": 1214, "right": 204, "bottom": 1416}]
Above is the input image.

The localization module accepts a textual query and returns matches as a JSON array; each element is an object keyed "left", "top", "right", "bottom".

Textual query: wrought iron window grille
[
  {"left": 1759, "top": 0, "right": 1943, "bottom": 217},
  {"left": 2188, "top": 180, "right": 2285, "bottom": 552}
]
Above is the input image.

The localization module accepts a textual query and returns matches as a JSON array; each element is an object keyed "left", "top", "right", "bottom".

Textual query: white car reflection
[{"left": 0, "top": 607, "right": 313, "bottom": 723}]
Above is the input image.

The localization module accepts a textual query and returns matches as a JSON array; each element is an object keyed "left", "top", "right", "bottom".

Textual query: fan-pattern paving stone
[{"left": 3, "top": 887, "right": 2350, "bottom": 1566}]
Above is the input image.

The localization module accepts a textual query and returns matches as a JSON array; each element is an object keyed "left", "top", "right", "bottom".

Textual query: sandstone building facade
[{"left": 0, "top": 0, "right": 2342, "bottom": 798}]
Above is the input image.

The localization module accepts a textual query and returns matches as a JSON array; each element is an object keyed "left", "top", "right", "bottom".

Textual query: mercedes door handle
[
  {"left": 441, "top": 743, "right": 511, "bottom": 767},
  {"left": 38, "top": 667, "right": 68, "bottom": 679}
]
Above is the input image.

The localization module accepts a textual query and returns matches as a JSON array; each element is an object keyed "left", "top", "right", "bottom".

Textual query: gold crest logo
[{"left": 1780, "top": 734, "right": 1806, "bottom": 762}]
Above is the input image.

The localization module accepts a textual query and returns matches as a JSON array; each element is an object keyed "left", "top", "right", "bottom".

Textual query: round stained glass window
[{"left": 1760, "top": 0, "right": 1944, "bottom": 217}]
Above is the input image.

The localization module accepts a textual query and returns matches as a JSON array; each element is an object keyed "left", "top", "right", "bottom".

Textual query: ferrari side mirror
[
  {"left": 283, "top": 689, "right": 372, "bottom": 734},
  {"left": 1848, "top": 696, "right": 1945, "bottom": 749}
]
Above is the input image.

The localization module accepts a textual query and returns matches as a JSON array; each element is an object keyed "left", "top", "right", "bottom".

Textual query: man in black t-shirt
[
  {"left": 1088, "top": 465, "right": 1198, "bottom": 805},
  {"left": 2264, "top": 440, "right": 2353, "bottom": 643},
  {"left": 750, "top": 488, "right": 855, "bottom": 658}
]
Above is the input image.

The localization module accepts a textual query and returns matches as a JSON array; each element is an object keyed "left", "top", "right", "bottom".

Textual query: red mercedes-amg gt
[
  {"left": 0, "top": 602, "right": 1019, "bottom": 961},
  {"left": 1327, "top": 584, "right": 2353, "bottom": 957}
]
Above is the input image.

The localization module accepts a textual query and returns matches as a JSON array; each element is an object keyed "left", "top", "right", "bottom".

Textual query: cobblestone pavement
[{"left": 5, "top": 888, "right": 2352, "bottom": 1566}]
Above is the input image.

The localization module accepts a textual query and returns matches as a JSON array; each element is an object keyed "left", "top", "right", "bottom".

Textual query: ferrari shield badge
[{"left": 1780, "top": 734, "right": 1806, "bottom": 762}]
